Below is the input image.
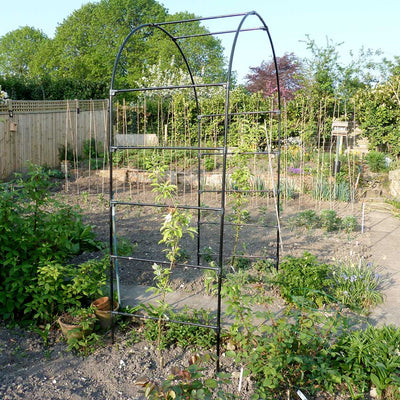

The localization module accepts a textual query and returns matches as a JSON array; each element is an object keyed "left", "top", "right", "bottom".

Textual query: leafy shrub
[
  {"left": 245, "top": 310, "right": 345, "bottom": 399},
  {"left": 58, "top": 144, "right": 74, "bottom": 162},
  {"left": 292, "top": 209, "right": 319, "bottom": 229},
  {"left": 341, "top": 215, "right": 358, "bottom": 233},
  {"left": 319, "top": 209, "right": 341, "bottom": 232},
  {"left": 272, "top": 253, "right": 333, "bottom": 308},
  {"left": 365, "top": 150, "right": 387, "bottom": 173},
  {"left": 0, "top": 165, "right": 102, "bottom": 323},
  {"left": 61, "top": 306, "right": 102, "bottom": 356},
  {"left": 204, "top": 156, "right": 217, "bottom": 171},
  {"left": 217, "top": 253, "right": 390, "bottom": 399},
  {"left": 289, "top": 209, "right": 358, "bottom": 233},
  {"left": 82, "top": 138, "right": 104, "bottom": 159}
]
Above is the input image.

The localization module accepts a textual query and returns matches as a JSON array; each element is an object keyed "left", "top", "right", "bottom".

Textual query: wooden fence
[{"left": 0, "top": 99, "right": 108, "bottom": 179}]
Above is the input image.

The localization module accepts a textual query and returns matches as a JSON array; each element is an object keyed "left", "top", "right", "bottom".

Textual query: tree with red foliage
[{"left": 245, "top": 52, "right": 303, "bottom": 100}]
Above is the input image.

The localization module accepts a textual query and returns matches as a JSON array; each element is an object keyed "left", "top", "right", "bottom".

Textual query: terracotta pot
[
  {"left": 92, "top": 300, "right": 119, "bottom": 329},
  {"left": 58, "top": 317, "right": 94, "bottom": 340},
  {"left": 92, "top": 296, "right": 111, "bottom": 311}
]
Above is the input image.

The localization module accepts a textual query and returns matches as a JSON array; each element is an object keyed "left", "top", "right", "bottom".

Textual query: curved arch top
[
  {"left": 225, "top": 11, "right": 281, "bottom": 109},
  {"left": 110, "top": 22, "right": 199, "bottom": 108},
  {"left": 109, "top": 12, "right": 281, "bottom": 109}
]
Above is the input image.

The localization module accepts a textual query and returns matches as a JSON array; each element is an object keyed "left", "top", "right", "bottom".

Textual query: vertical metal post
[{"left": 108, "top": 90, "right": 115, "bottom": 343}]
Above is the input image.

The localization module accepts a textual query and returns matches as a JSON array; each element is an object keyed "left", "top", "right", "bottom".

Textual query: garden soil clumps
[{"left": 0, "top": 326, "right": 253, "bottom": 400}]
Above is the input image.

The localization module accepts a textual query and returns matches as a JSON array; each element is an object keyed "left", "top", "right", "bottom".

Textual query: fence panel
[{"left": 0, "top": 100, "right": 108, "bottom": 179}]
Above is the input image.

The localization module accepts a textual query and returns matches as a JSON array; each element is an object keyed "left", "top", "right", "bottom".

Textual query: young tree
[{"left": 245, "top": 52, "right": 303, "bottom": 100}]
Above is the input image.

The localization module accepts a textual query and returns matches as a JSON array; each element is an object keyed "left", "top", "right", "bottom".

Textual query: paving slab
[{"left": 365, "top": 207, "right": 400, "bottom": 327}]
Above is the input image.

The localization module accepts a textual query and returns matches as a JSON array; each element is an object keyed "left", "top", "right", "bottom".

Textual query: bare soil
[{"left": 1, "top": 173, "right": 396, "bottom": 400}]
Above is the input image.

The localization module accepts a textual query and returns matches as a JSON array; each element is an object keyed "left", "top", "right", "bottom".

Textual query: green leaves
[
  {"left": 272, "top": 252, "right": 332, "bottom": 308},
  {"left": 139, "top": 354, "right": 237, "bottom": 399},
  {"left": 333, "top": 325, "right": 400, "bottom": 397},
  {"left": 289, "top": 208, "right": 358, "bottom": 233},
  {"left": 0, "top": 165, "right": 103, "bottom": 323}
]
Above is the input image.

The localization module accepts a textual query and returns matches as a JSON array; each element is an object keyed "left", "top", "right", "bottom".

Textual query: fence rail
[{"left": 0, "top": 99, "right": 108, "bottom": 179}]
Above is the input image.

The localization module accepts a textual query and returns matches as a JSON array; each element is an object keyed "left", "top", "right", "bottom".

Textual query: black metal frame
[{"left": 108, "top": 11, "right": 281, "bottom": 370}]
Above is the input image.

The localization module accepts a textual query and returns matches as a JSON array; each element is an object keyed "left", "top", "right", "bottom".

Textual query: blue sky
[{"left": 1, "top": 0, "right": 399, "bottom": 82}]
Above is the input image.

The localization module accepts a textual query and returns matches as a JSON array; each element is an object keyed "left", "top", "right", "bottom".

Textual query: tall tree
[
  {"left": 38, "top": 0, "right": 167, "bottom": 85},
  {"left": 0, "top": 26, "right": 49, "bottom": 77},
  {"left": 245, "top": 52, "right": 303, "bottom": 100},
  {"left": 355, "top": 56, "right": 400, "bottom": 156},
  {"left": 33, "top": 1, "right": 226, "bottom": 90}
]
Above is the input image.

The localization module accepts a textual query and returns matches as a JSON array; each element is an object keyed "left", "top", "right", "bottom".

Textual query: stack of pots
[{"left": 91, "top": 296, "right": 119, "bottom": 329}]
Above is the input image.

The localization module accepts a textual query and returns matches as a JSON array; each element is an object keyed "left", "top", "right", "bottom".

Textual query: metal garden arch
[{"left": 108, "top": 11, "right": 281, "bottom": 369}]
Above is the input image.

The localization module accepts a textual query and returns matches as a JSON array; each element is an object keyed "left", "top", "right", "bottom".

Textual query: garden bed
[{"left": 1, "top": 172, "right": 397, "bottom": 400}]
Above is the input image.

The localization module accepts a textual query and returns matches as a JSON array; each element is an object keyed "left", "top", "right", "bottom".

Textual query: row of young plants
[{"left": 288, "top": 208, "right": 358, "bottom": 233}]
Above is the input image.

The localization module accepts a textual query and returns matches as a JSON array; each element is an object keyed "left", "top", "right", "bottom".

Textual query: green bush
[
  {"left": 272, "top": 252, "right": 332, "bottom": 308},
  {"left": 319, "top": 209, "right": 341, "bottom": 232},
  {"left": 218, "top": 254, "right": 395, "bottom": 399},
  {"left": 341, "top": 215, "right": 358, "bottom": 233},
  {"left": 82, "top": 138, "right": 104, "bottom": 159},
  {"left": 365, "top": 150, "right": 387, "bottom": 173},
  {"left": 292, "top": 209, "right": 319, "bottom": 229},
  {"left": 204, "top": 156, "right": 217, "bottom": 171},
  {"left": 0, "top": 165, "right": 102, "bottom": 323},
  {"left": 247, "top": 311, "right": 344, "bottom": 399},
  {"left": 289, "top": 209, "right": 358, "bottom": 233}
]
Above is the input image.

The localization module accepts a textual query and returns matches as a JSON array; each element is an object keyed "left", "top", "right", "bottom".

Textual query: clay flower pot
[
  {"left": 58, "top": 313, "right": 94, "bottom": 340},
  {"left": 91, "top": 297, "right": 119, "bottom": 329},
  {"left": 91, "top": 296, "right": 110, "bottom": 311}
]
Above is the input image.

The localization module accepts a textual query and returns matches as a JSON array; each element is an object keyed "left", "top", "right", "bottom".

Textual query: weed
[
  {"left": 34, "top": 323, "right": 51, "bottom": 348},
  {"left": 67, "top": 331, "right": 103, "bottom": 356}
]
